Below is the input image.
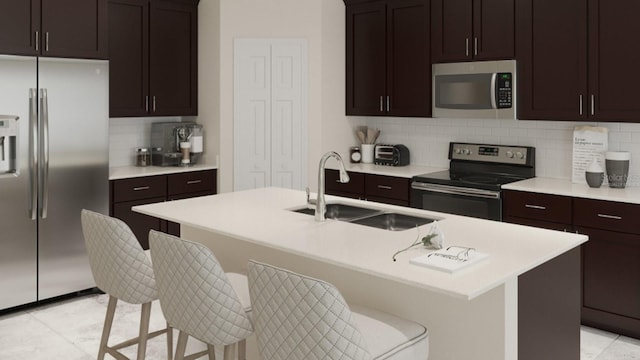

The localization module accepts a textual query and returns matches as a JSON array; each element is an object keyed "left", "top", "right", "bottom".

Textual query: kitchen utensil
[{"left": 356, "top": 129, "right": 366, "bottom": 144}]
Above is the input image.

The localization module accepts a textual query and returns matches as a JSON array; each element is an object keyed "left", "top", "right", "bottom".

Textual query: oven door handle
[{"left": 411, "top": 182, "right": 501, "bottom": 199}]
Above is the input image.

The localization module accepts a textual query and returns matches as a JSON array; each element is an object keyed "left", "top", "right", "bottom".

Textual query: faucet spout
[{"left": 316, "top": 151, "right": 350, "bottom": 221}]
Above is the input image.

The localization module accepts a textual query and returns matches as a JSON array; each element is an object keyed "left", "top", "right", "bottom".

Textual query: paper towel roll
[{"left": 190, "top": 135, "right": 203, "bottom": 153}]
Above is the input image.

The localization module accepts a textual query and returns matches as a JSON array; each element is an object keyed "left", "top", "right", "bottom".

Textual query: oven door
[{"left": 410, "top": 182, "right": 502, "bottom": 221}]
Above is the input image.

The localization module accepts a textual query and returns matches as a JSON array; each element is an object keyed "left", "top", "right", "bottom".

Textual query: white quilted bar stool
[
  {"left": 148, "top": 230, "right": 253, "bottom": 360},
  {"left": 248, "top": 260, "right": 429, "bottom": 360},
  {"left": 80, "top": 209, "right": 173, "bottom": 360}
]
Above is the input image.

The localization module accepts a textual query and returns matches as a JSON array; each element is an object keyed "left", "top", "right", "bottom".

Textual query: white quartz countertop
[
  {"left": 503, "top": 177, "right": 640, "bottom": 204},
  {"left": 109, "top": 164, "right": 218, "bottom": 180},
  {"left": 133, "top": 187, "right": 586, "bottom": 300},
  {"left": 326, "top": 163, "right": 445, "bottom": 178}
]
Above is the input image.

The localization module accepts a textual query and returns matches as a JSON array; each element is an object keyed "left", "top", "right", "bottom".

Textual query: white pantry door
[{"left": 234, "top": 39, "right": 307, "bottom": 191}]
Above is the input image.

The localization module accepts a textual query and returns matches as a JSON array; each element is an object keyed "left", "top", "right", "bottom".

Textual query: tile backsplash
[
  {"left": 109, "top": 117, "right": 181, "bottom": 167},
  {"left": 360, "top": 117, "right": 640, "bottom": 186}
]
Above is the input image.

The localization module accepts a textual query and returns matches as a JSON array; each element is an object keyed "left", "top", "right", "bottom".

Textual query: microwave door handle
[{"left": 490, "top": 73, "right": 497, "bottom": 109}]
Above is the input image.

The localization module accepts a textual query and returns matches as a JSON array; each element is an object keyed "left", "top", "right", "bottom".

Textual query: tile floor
[{"left": 1, "top": 293, "right": 639, "bottom": 360}]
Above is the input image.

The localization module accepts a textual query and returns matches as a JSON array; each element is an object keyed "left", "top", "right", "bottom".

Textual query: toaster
[{"left": 374, "top": 144, "right": 410, "bottom": 166}]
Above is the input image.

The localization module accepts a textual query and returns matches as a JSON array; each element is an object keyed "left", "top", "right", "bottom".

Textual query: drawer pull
[
  {"left": 377, "top": 185, "right": 393, "bottom": 190},
  {"left": 597, "top": 214, "right": 622, "bottom": 220},
  {"left": 133, "top": 186, "right": 150, "bottom": 191},
  {"left": 187, "top": 180, "right": 202, "bottom": 185},
  {"left": 525, "top": 204, "right": 546, "bottom": 210}
]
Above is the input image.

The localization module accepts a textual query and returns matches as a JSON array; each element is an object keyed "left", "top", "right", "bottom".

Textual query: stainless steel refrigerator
[{"left": 0, "top": 55, "right": 108, "bottom": 311}]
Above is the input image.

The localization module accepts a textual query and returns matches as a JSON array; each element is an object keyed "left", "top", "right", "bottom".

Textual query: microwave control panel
[{"left": 495, "top": 73, "right": 512, "bottom": 109}]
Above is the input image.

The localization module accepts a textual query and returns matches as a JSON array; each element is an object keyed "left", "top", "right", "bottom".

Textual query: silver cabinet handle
[
  {"left": 40, "top": 89, "right": 49, "bottom": 219},
  {"left": 29, "top": 89, "right": 38, "bottom": 220},
  {"left": 579, "top": 95, "right": 583, "bottom": 116},
  {"left": 386, "top": 96, "right": 390, "bottom": 112},
  {"left": 597, "top": 214, "right": 622, "bottom": 220},
  {"left": 379, "top": 96, "right": 384, "bottom": 112},
  {"left": 35, "top": 31, "right": 39, "bottom": 52},
  {"left": 152, "top": 96, "right": 157, "bottom": 112},
  {"left": 490, "top": 73, "right": 497, "bottom": 109},
  {"left": 145, "top": 95, "right": 149, "bottom": 113},
  {"left": 465, "top": 38, "right": 469, "bottom": 57},
  {"left": 186, "top": 180, "right": 202, "bottom": 185},
  {"left": 591, "top": 94, "right": 595, "bottom": 116},
  {"left": 474, "top": 37, "right": 478, "bottom": 56},
  {"left": 525, "top": 204, "right": 546, "bottom": 210},
  {"left": 412, "top": 182, "right": 500, "bottom": 199},
  {"left": 45, "top": 32, "right": 49, "bottom": 52},
  {"left": 133, "top": 186, "right": 150, "bottom": 191},
  {"left": 377, "top": 185, "right": 392, "bottom": 190}
]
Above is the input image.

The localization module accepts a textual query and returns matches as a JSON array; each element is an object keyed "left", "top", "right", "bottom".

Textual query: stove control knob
[
  {"left": 454, "top": 148, "right": 461, "bottom": 155},
  {"left": 506, "top": 151, "right": 514, "bottom": 158},
  {"left": 516, "top": 151, "right": 524, "bottom": 159},
  {"left": 462, "top": 148, "right": 471, "bottom": 155}
]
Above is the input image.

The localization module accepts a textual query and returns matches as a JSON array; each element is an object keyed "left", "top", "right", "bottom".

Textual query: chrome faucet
[{"left": 316, "top": 151, "right": 350, "bottom": 221}]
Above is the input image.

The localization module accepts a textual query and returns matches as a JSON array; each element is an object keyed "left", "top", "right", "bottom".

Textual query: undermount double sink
[{"left": 292, "top": 203, "right": 437, "bottom": 231}]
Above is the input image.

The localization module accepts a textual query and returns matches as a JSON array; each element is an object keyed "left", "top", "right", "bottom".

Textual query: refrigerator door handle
[
  {"left": 39, "top": 88, "right": 49, "bottom": 219},
  {"left": 29, "top": 89, "right": 38, "bottom": 220}
]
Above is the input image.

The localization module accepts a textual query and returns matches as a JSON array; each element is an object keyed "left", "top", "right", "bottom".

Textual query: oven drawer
[
  {"left": 573, "top": 198, "right": 640, "bottom": 234},
  {"left": 503, "top": 190, "right": 572, "bottom": 224}
]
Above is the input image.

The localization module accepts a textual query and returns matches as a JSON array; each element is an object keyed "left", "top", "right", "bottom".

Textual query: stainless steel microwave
[{"left": 432, "top": 60, "right": 516, "bottom": 119}]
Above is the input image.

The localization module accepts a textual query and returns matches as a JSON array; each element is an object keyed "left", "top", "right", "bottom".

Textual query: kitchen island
[{"left": 134, "top": 187, "right": 587, "bottom": 360}]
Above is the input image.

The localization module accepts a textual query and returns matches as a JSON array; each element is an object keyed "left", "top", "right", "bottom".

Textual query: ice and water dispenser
[{"left": 0, "top": 115, "right": 18, "bottom": 176}]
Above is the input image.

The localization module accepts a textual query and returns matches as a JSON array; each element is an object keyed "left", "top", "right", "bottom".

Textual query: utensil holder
[{"left": 361, "top": 144, "right": 375, "bottom": 164}]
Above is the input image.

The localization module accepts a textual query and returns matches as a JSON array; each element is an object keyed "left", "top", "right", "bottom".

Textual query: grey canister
[
  {"left": 605, "top": 151, "right": 630, "bottom": 188},
  {"left": 585, "top": 158, "right": 604, "bottom": 188}
]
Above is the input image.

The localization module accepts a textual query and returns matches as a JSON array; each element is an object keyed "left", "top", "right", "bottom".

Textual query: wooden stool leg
[
  {"left": 237, "top": 339, "right": 246, "bottom": 360},
  {"left": 222, "top": 344, "right": 235, "bottom": 360},
  {"left": 136, "top": 302, "right": 152, "bottom": 360},
  {"left": 98, "top": 295, "right": 118, "bottom": 360},
  {"left": 207, "top": 344, "right": 216, "bottom": 359},
  {"left": 167, "top": 324, "right": 174, "bottom": 360},
  {"left": 174, "top": 330, "right": 189, "bottom": 360}
]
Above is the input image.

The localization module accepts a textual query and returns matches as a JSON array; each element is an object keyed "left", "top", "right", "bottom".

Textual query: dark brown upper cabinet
[
  {"left": 345, "top": 0, "right": 431, "bottom": 117},
  {"left": 517, "top": 0, "right": 640, "bottom": 122},
  {"left": 431, "top": 0, "right": 514, "bottom": 63},
  {"left": 109, "top": 0, "right": 198, "bottom": 117},
  {"left": 0, "top": 0, "right": 107, "bottom": 59}
]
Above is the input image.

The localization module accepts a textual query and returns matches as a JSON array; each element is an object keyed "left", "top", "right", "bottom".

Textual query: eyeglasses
[{"left": 427, "top": 246, "right": 476, "bottom": 262}]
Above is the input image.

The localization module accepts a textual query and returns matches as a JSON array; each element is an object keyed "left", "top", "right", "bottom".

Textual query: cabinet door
[
  {"left": 108, "top": 0, "right": 150, "bottom": 117},
  {"left": 113, "top": 197, "right": 167, "bottom": 250},
  {"left": 516, "top": 0, "right": 588, "bottom": 120},
  {"left": 386, "top": 0, "right": 430, "bottom": 117},
  {"left": 431, "top": 0, "right": 472, "bottom": 62},
  {"left": 473, "top": 0, "right": 514, "bottom": 60},
  {"left": 0, "top": 0, "right": 39, "bottom": 56},
  {"left": 149, "top": 0, "right": 198, "bottom": 116},
  {"left": 346, "top": 1, "right": 386, "bottom": 115},
  {"left": 579, "top": 227, "right": 640, "bottom": 321},
  {"left": 588, "top": 0, "right": 640, "bottom": 122},
  {"left": 40, "top": 0, "right": 107, "bottom": 59}
]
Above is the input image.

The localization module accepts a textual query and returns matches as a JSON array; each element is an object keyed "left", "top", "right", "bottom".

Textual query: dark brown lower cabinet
[
  {"left": 505, "top": 191, "right": 640, "bottom": 340},
  {"left": 578, "top": 226, "right": 640, "bottom": 338},
  {"left": 110, "top": 169, "right": 216, "bottom": 249},
  {"left": 112, "top": 197, "right": 166, "bottom": 249}
]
